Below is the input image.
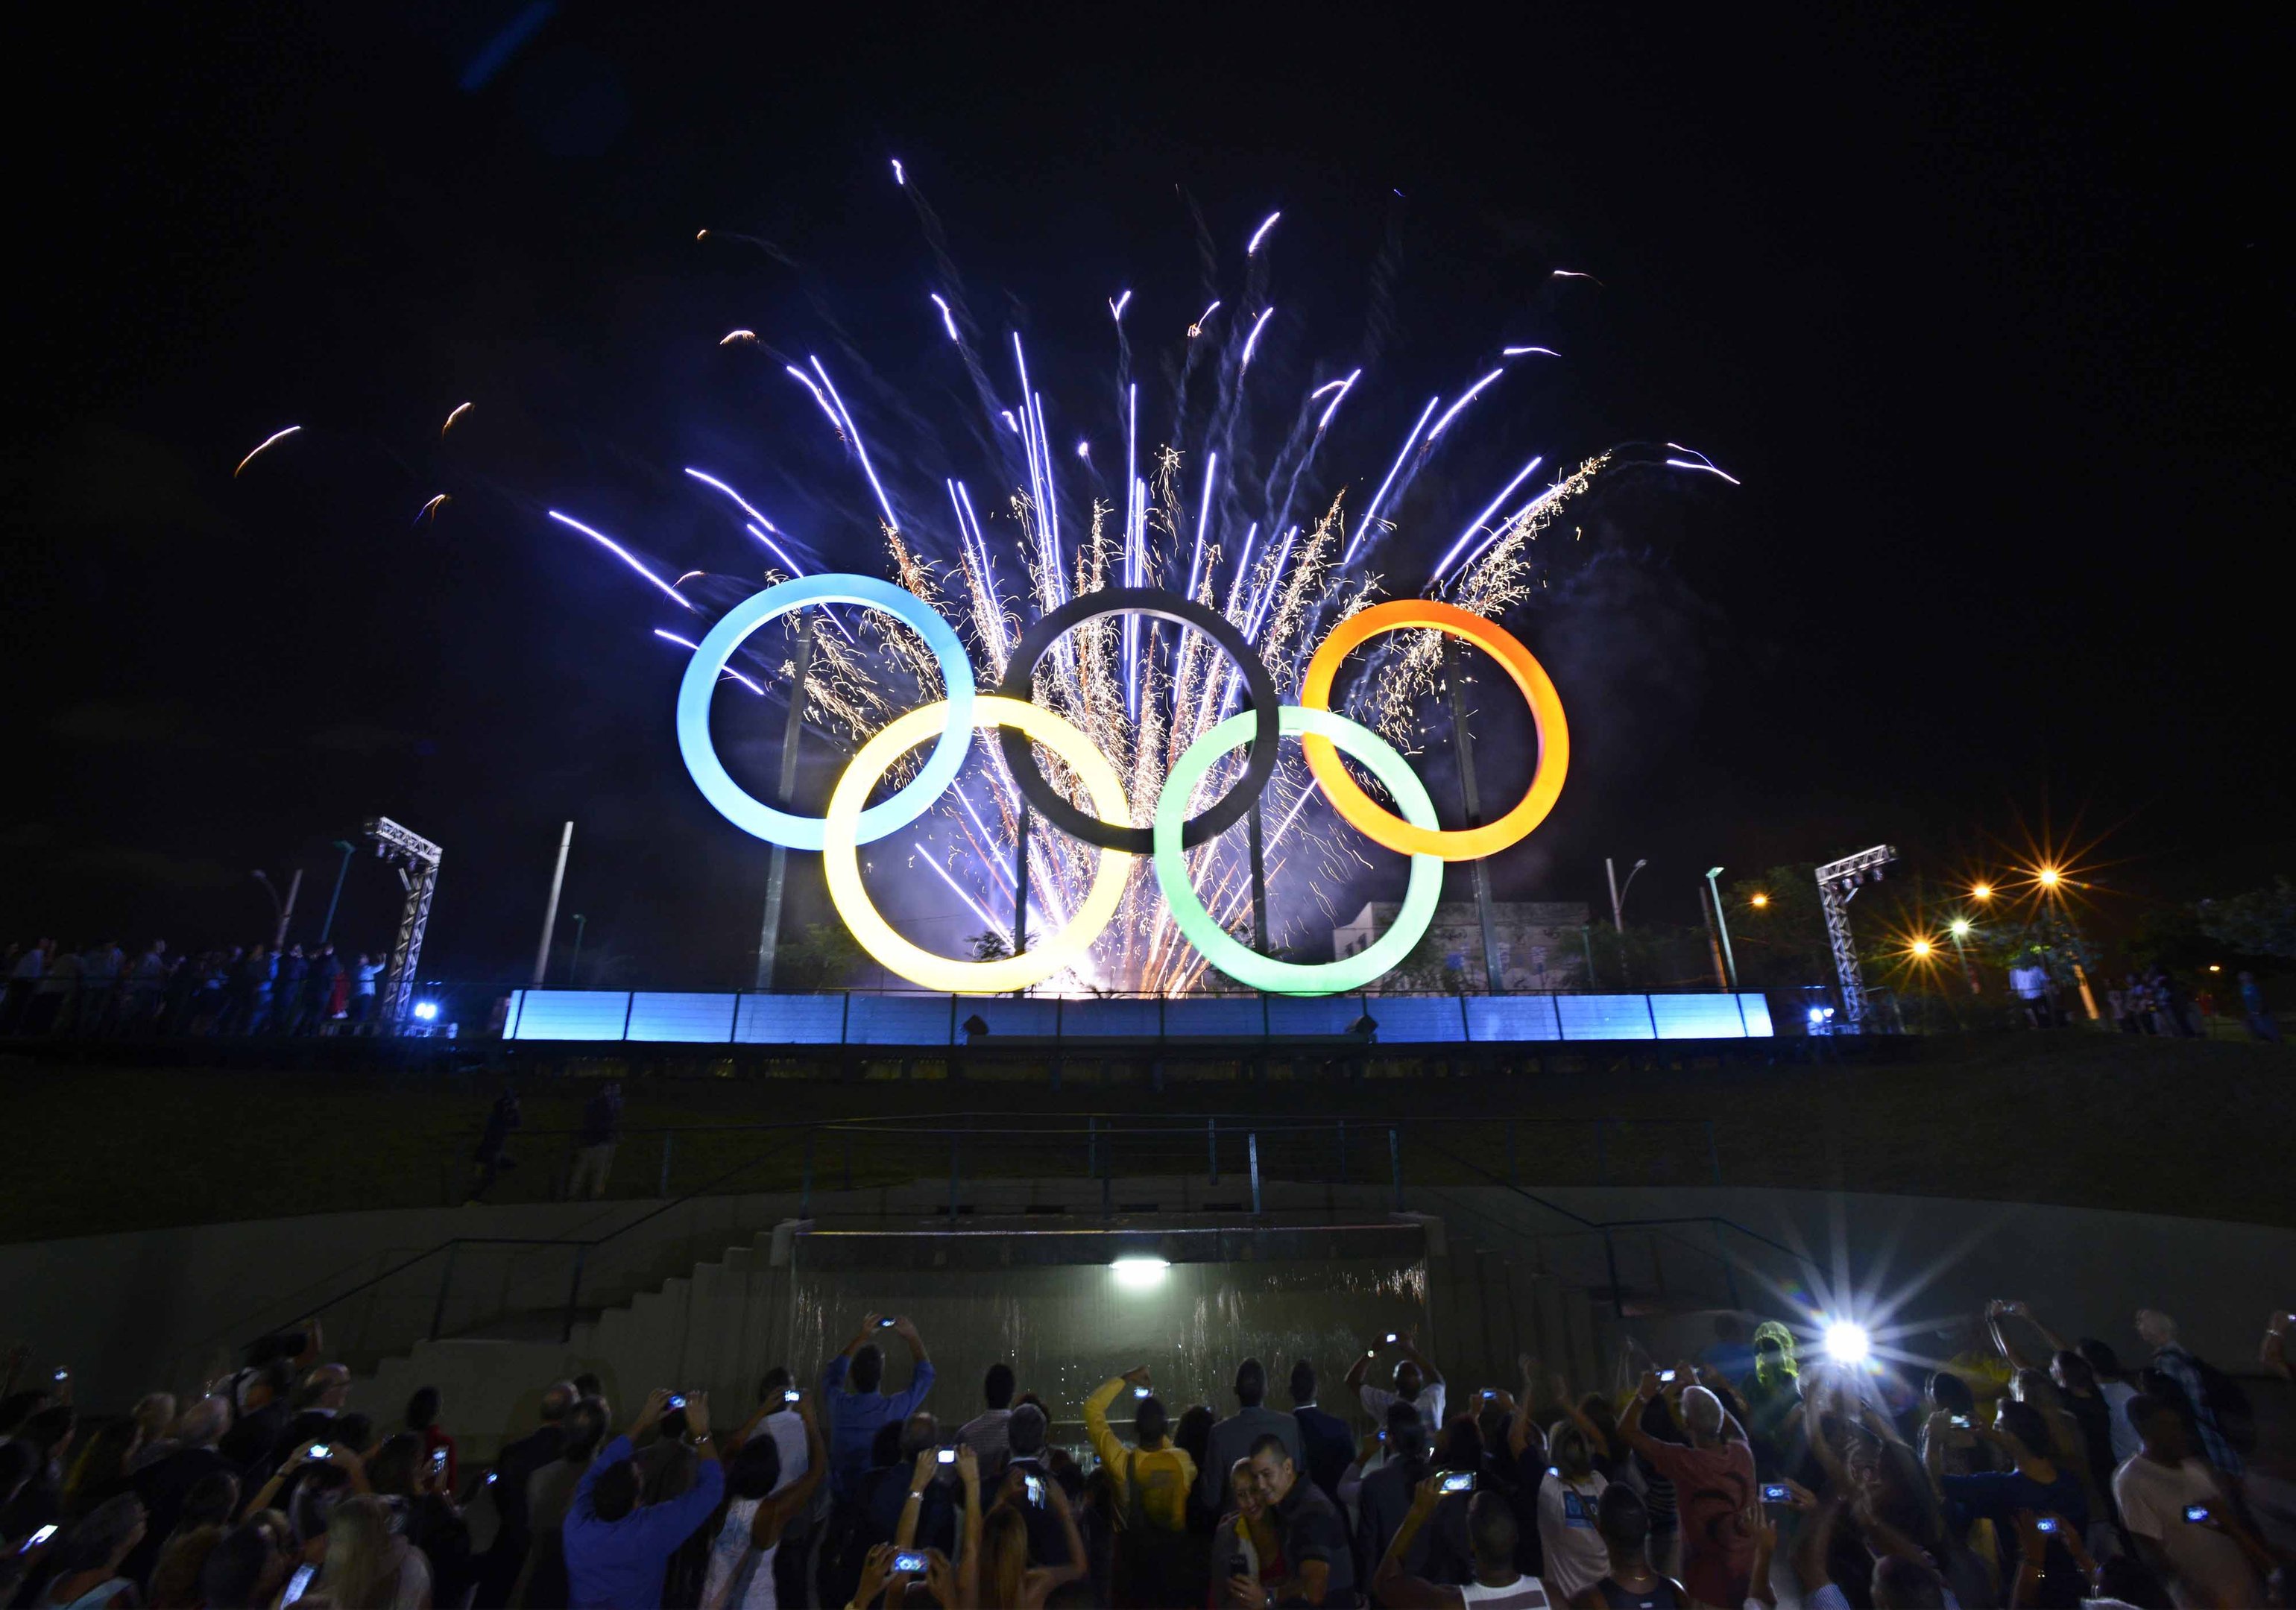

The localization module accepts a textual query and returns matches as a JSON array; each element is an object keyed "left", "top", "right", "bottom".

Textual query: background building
[{"left": 1331, "top": 900, "right": 1594, "bottom": 992}]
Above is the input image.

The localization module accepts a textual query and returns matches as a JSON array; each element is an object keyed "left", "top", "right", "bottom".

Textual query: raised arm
[
  {"left": 955, "top": 1447, "right": 981, "bottom": 1609},
  {"left": 1985, "top": 1301, "right": 2054, "bottom": 1373},
  {"left": 751, "top": 1398, "right": 827, "bottom": 1548},
  {"left": 1371, "top": 1477, "right": 1457, "bottom": 1610},
  {"left": 1027, "top": 1476, "right": 1089, "bottom": 1598},
  {"left": 1615, "top": 1371, "right": 1668, "bottom": 1463},
  {"left": 1396, "top": 1331, "right": 1442, "bottom": 1386},
  {"left": 895, "top": 1448, "right": 936, "bottom": 1550},
  {"left": 1792, "top": 1491, "right": 1844, "bottom": 1600},
  {"left": 1083, "top": 1373, "right": 1135, "bottom": 1476},
  {"left": 893, "top": 1314, "right": 930, "bottom": 1366},
  {"left": 1344, "top": 1343, "right": 1374, "bottom": 1396}
]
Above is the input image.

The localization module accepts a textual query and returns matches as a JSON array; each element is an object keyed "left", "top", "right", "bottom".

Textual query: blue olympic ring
[{"left": 676, "top": 573, "right": 977, "bottom": 850}]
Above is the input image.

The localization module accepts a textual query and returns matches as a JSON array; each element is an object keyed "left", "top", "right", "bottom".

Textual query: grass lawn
[{"left": 4, "top": 1028, "right": 2290, "bottom": 1243}]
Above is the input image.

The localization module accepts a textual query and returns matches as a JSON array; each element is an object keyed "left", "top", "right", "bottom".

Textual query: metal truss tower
[
  {"left": 1815, "top": 843, "right": 1897, "bottom": 1031},
  {"left": 364, "top": 816, "right": 443, "bottom": 1032}
]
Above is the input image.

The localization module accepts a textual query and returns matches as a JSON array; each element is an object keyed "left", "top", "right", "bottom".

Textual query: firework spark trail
[
  {"left": 441, "top": 402, "right": 473, "bottom": 438},
  {"left": 233, "top": 426, "right": 301, "bottom": 477},
  {"left": 549, "top": 511, "right": 697, "bottom": 610}
]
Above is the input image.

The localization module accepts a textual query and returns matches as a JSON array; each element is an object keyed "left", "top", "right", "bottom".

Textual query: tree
[
  {"left": 968, "top": 929, "right": 1012, "bottom": 962},
  {"left": 1723, "top": 865, "right": 1832, "bottom": 988},
  {"left": 777, "top": 921, "right": 867, "bottom": 989},
  {"left": 2197, "top": 875, "right": 2296, "bottom": 959}
]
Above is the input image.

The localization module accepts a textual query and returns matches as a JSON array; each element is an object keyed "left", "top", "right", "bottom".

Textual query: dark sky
[{"left": 6, "top": 6, "right": 2286, "bottom": 985}]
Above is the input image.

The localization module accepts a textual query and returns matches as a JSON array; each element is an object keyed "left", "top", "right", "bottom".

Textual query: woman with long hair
[{"left": 313, "top": 1493, "right": 430, "bottom": 1610}]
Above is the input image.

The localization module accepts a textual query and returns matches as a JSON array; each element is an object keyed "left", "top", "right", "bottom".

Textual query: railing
[
  {"left": 177, "top": 1111, "right": 1765, "bottom": 1390},
  {"left": 499, "top": 987, "right": 1778, "bottom": 1046}
]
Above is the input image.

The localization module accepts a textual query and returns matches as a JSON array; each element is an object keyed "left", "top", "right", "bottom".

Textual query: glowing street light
[
  {"left": 1971, "top": 883, "right": 1993, "bottom": 902},
  {"left": 1911, "top": 938, "right": 1933, "bottom": 959},
  {"left": 1750, "top": 893, "right": 1769, "bottom": 909},
  {"left": 2037, "top": 865, "right": 2062, "bottom": 891},
  {"left": 1111, "top": 1257, "right": 1169, "bottom": 1290},
  {"left": 1949, "top": 918, "right": 1971, "bottom": 937}
]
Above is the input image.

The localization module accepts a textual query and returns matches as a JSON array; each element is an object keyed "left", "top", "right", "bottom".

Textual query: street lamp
[
  {"left": 317, "top": 840, "right": 356, "bottom": 944},
  {"left": 1970, "top": 882, "right": 1993, "bottom": 903},
  {"left": 1750, "top": 892, "right": 1769, "bottom": 909},
  {"left": 2030, "top": 862, "right": 2098, "bottom": 1020},
  {"left": 1947, "top": 915, "right": 1980, "bottom": 994},
  {"left": 569, "top": 914, "right": 588, "bottom": 987},
  {"left": 252, "top": 868, "right": 303, "bottom": 949},
  {"left": 1606, "top": 857, "right": 1648, "bottom": 933},
  {"left": 1704, "top": 866, "right": 1739, "bottom": 989}
]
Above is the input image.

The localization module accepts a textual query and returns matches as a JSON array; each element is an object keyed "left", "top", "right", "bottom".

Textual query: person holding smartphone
[
  {"left": 701, "top": 1389, "right": 825, "bottom": 1609},
  {"left": 2109, "top": 1394, "right": 2265, "bottom": 1608},
  {"left": 1372, "top": 1472, "right": 1552, "bottom": 1609},
  {"left": 820, "top": 1314, "right": 935, "bottom": 1504},
  {"left": 564, "top": 1389, "right": 725, "bottom": 1610}
]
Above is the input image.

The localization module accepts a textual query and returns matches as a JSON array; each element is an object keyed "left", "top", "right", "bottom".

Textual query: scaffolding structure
[
  {"left": 1815, "top": 844, "right": 1896, "bottom": 1031},
  {"left": 365, "top": 815, "right": 443, "bottom": 1032}
]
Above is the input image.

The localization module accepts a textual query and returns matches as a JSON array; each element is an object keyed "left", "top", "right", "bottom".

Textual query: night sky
[{"left": 7, "top": 7, "right": 2286, "bottom": 986}]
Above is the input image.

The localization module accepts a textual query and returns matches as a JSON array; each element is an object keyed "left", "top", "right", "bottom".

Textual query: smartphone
[
  {"left": 1440, "top": 1471, "right": 1475, "bottom": 1494},
  {"left": 937, "top": 1448, "right": 957, "bottom": 1465},
  {"left": 2035, "top": 1517, "right": 2060, "bottom": 1534},
  {"left": 892, "top": 1552, "right": 928, "bottom": 1574},
  {"left": 666, "top": 1395, "right": 687, "bottom": 1411},
  {"left": 1024, "top": 1474, "right": 1045, "bottom": 1507},
  {"left": 308, "top": 1443, "right": 332, "bottom": 1459},
  {"left": 783, "top": 1388, "right": 802, "bottom": 1404},
  {"left": 1384, "top": 1333, "right": 1399, "bottom": 1345},
  {"left": 2183, "top": 1504, "right": 2213, "bottom": 1524},
  {"left": 1480, "top": 1389, "right": 1495, "bottom": 1400},
  {"left": 1658, "top": 1369, "right": 1677, "bottom": 1383},
  {"left": 51, "top": 1368, "right": 69, "bottom": 1383},
  {"left": 877, "top": 1316, "right": 900, "bottom": 1329},
  {"left": 19, "top": 1525, "right": 59, "bottom": 1555},
  {"left": 1133, "top": 1386, "right": 1150, "bottom": 1398},
  {"left": 1949, "top": 1414, "right": 1972, "bottom": 1428},
  {"left": 1548, "top": 1465, "right": 1561, "bottom": 1478},
  {"left": 1228, "top": 1556, "right": 1251, "bottom": 1581},
  {"left": 283, "top": 1563, "right": 318, "bottom": 1605},
  {"left": 429, "top": 1448, "right": 449, "bottom": 1477},
  {"left": 484, "top": 1471, "right": 498, "bottom": 1486},
  {"left": 1761, "top": 1483, "right": 1790, "bottom": 1504}
]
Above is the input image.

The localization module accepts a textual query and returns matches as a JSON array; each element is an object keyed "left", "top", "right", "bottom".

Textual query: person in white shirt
[
  {"left": 2110, "top": 1395, "right": 2267, "bottom": 1610},
  {"left": 1375, "top": 1477, "right": 1553, "bottom": 1609},
  {"left": 1349, "top": 1330, "right": 1447, "bottom": 1434},
  {"left": 1535, "top": 1423, "right": 1610, "bottom": 1603}
]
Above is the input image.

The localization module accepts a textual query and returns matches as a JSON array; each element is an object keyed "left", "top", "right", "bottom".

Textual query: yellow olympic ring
[
  {"left": 1297, "top": 598, "right": 1569, "bottom": 862},
  {"left": 821, "top": 695, "right": 1132, "bottom": 994}
]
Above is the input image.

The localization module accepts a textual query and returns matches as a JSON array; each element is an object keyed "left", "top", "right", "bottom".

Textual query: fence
[{"left": 176, "top": 1110, "right": 1793, "bottom": 1390}]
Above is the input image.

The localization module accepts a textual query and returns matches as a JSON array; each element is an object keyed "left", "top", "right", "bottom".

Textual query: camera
[
  {"left": 309, "top": 1444, "right": 332, "bottom": 1459},
  {"left": 51, "top": 1368, "right": 68, "bottom": 1383},
  {"left": 429, "top": 1449, "right": 449, "bottom": 1476},
  {"left": 937, "top": 1448, "right": 957, "bottom": 1465},
  {"left": 1384, "top": 1333, "right": 1399, "bottom": 1345},
  {"left": 893, "top": 1552, "right": 928, "bottom": 1575},
  {"left": 1658, "top": 1370, "right": 1677, "bottom": 1383},
  {"left": 1134, "top": 1386, "right": 1150, "bottom": 1398},
  {"left": 1762, "top": 1483, "right": 1790, "bottom": 1504},
  {"left": 283, "top": 1564, "right": 318, "bottom": 1605},
  {"left": 784, "top": 1389, "right": 802, "bottom": 1404},
  {"left": 2183, "top": 1504, "right": 2213, "bottom": 1525},
  {"left": 20, "top": 1526, "right": 59, "bottom": 1555},
  {"left": 1024, "top": 1474, "right": 1045, "bottom": 1507},
  {"left": 1440, "top": 1471, "right": 1475, "bottom": 1494},
  {"left": 2036, "top": 1518, "right": 2059, "bottom": 1534},
  {"left": 877, "top": 1316, "right": 900, "bottom": 1329},
  {"left": 1949, "top": 1414, "right": 1972, "bottom": 1428},
  {"left": 666, "top": 1395, "right": 687, "bottom": 1411}
]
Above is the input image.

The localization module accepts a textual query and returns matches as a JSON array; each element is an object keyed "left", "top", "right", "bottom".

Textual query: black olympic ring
[{"left": 997, "top": 587, "right": 1282, "bottom": 854}]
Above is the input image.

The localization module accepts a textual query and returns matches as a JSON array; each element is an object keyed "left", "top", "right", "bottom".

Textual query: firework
[{"left": 233, "top": 425, "right": 301, "bottom": 478}]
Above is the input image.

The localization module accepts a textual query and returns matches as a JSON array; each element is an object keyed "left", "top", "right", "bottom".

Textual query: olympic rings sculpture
[{"left": 677, "top": 575, "right": 1568, "bottom": 996}]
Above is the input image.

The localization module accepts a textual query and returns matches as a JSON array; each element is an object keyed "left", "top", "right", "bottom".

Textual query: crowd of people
[
  {"left": 1, "top": 1300, "right": 2290, "bottom": 1610},
  {"left": 0, "top": 941, "right": 388, "bottom": 1038}
]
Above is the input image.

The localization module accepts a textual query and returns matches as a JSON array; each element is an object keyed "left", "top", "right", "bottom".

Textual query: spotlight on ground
[
  {"left": 1823, "top": 1319, "right": 1871, "bottom": 1366},
  {"left": 413, "top": 1000, "right": 441, "bottom": 1022},
  {"left": 1111, "top": 1257, "right": 1169, "bottom": 1290}
]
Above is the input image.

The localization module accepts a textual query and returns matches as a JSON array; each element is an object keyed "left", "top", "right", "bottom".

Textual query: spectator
[
  {"left": 197, "top": 1518, "right": 293, "bottom": 1610},
  {"left": 219, "top": 1362, "right": 293, "bottom": 1474},
  {"left": 122, "top": 1396, "right": 235, "bottom": 1583},
  {"left": 2110, "top": 1393, "right": 2266, "bottom": 1609},
  {"left": 518, "top": 1394, "right": 610, "bottom": 1608},
  {"left": 272, "top": 947, "right": 307, "bottom": 1036},
  {"left": 959, "top": 1363, "right": 1019, "bottom": 1479},
  {"left": 564, "top": 1389, "right": 725, "bottom": 1610},
  {"left": 148, "top": 1517, "right": 228, "bottom": 1609},
  {"left": 567, "top": 1082, "right": 623, "bottom": 1199},
  {"left": 1358, "top": 1404, "right": 1434, "bottom": 1581},
  {"left": 2134, "top": 1309, "right": 2247, "bottom": 1475},
  {"left": 1348, "top": 1330, "right": 1448, "bottom": 1435},
  {"left": 1084, "top": 1367, "right": 1197, "bottom": 1603},
  {"left": 701, "top": 1391, "right": 826, "bottom": 1610},
  {"left": 1238, "top": 1431, "right": 1357, "bottom": 1607},
  {"left": 40, "top": 1491, "right": 146, "bottom": 1610},
  {"left": 471, "top": 1379, "right": 574, "bottom": 1606},
  {"left": 1289, "top": 1360, "right": 1354, "bottom": 1506},
  {"left": 1196, "top": 1360, "right": 1305, "bottom": 1516},
  {"left": 468, "top": 1087, "right": 522, "bottom": 1202},
  {"left": 352, "top": 954, "right": 382, "bottom": 1025},
  {"left": 301, "top": 945, "right": 341, "bottom": 1035},
  {"left": 1790, "top": 1486, "right": 1955, "bottom": 1610},
  {"left": 980, "top": 1455, "right": 1088, "bottom": 1609},
  {"left": 3, "top": 938, "right": 51, "bottom": 1031},
  {"left": 312, "top": 1490, "right": 431, "bottom": 1609},
  {"left": 1536, "top": 1421, "right": 1610, "bottom": 1605},
  {"left": 404, "top": 1388, "right": 455, "bottom": 1492},
  {"left": 2074, "top": 1337, "right": 2144, "bottom": 1464},
  {"left": 0, "top": 1403, "right": 75, "bottom": 1538},
  {"left": 1574, "top": 1483, "right": 1684, "bottom": 1609},
  {"left": 365, "top": 1431, "right": 472, "bottom": 1606},
  {"left": 1616, "top": 1375, "right": 1756, "bottom": 1609},
  {"left": 1211, "top": 1456, "right": 1282, "bottom": 1610},
  {"left": 1375, "top": 1477, "right": 1551, "bottom": 1610},
  {"left": 1735, "top": 1323, "right": 1802, "bottom": 1477},
  {"left": 2009, "top": 956, "right": 2053, "bottom": 1027},
  {"left": 60, "top": 1418, "right": 141, "bottom": 1521},
  {"left": 1926, "top": 1396, "right": 2087, "bottom": 1547},
  {"left": 2236, "top": 970, "right": 2279, "bottom": 1041},
  {"left": 819, "top": 1314, "right": 935, "bottom": 1503}
]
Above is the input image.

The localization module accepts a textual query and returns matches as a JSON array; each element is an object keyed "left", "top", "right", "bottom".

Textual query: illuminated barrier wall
[{"left": 504, "top": 990, "right": 1775, "bottom": 1045}]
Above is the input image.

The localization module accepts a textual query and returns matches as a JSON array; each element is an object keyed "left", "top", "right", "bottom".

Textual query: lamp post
[
  {"left": 532, "top": 821, "right": 574, "bottom": 988},
  {"left": 317, "top": 840, "right": 356, "bottom": 944},
  {"left": 253, "top": 868, "right": 303, "bottom": 949},
  {"left": 1605, "top": 856, "right": 1647, "bottom": 932},
  {"left": 2035, "top": 865, "right": 2101, "bottom": 1020},
  {"left": 1705, "top": 866, "right": 1739, "bottom": 989},
  {"left": 570, "top": 914, "right": 587, "bottom": 987}
]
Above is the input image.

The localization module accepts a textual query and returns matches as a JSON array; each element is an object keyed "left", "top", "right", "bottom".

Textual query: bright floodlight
[
  {"left": 1911, "top": 939, "right": 1932, "bottom": 959},
  {"left": 1111, "top": 1257, "right": 1169, "bottom": 1290},
  {"left": 1949, "top": 918, "right": 1972, "bottom": 937},
  {"left": 2037, "top": 865, "right": 2061, "bottom": 888},
  {"left": 1972, "top": 883, "right": 1992, "bottom": 900},
  {"left": 1823, "top": 1319, "right": 1870, "bottom": 1365},
  {"left": 413, "top": 1000, "right": 441, "bottom": 1022},
  {"left": 1750, "top": 893, "right": 1769, "bottom": 909}
]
